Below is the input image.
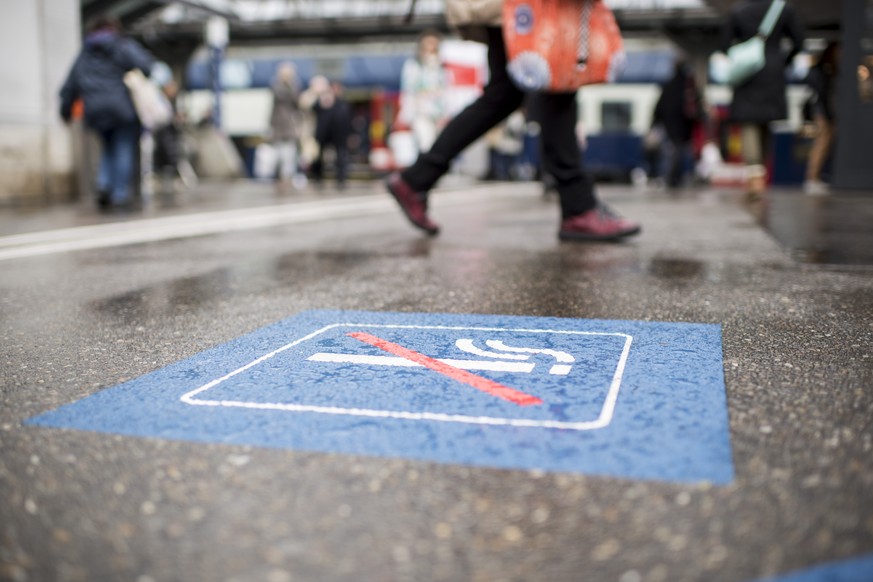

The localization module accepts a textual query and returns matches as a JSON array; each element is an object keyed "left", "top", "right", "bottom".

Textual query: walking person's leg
[
  {"left": 402, "top": 27, "right": 524, "bottom": 192},
  {"left": 741, "top": 122, "right": 766, "bottom": 198},
  {"left": 274, "top": 140, "right": 293, "bottom": 193},
  {"left": 533, "top": 91, "right": 596, "bottom": 218},
  {"left": 108, "top": 123, "right": 140, "bottom": 207},
  {"left": 805, "top": 115, "right": 834, "bottom": 194},
  {"left": 387, "top": 26, "right": 639, "bottom": 241},
  {"left": 291, "top": 140, "right": 307, "bottom": 189},
  {"left": 666, "top": 138, "right": 687, "bottom": 189},
  {"left": 335, "top": 142, "right": 349, "bottom": 188},
  {"left": 96, "top": 130, "right": 113, "bottom": 209},
  {"left": 387, "top": 27, "right": 524, "bottom": 234},
  {"left": 276, "top": 141, "right": 295, "bottom": 181},
  {"left": 535, "top": 91, "right": 639, "bottom": 240},
  {"left": 310, "top": 143, "right": 325, "bottom": 184}
]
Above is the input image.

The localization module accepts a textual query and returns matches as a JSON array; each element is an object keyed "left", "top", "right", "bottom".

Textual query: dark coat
[
  {"left": 721, "top": 0, "right": 804, "bottom": 123},
  {"left": 653, "top": 65, "right": 703, "bottom": 143},
  {"left": 314, "top": 97, "right": 351, "bottom": 146},
  {"left": 59, "top": 30, "right": 154, "bottom": 131}
]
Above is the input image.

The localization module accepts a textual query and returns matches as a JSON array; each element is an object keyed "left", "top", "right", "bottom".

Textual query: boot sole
[{"left": 558, "top": 226, "right": 641, "bottom": 241}]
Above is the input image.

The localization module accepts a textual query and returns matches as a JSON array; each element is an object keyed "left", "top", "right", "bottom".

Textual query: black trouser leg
[
  {"left": 666, "top": 138, "right": 687, "bottom": 188},
  {"left": 401, "top": 27, "right": 525, "bottom": 193},
  {"left": 311, "top": 145, "right": 325, "bottom": 181},
  {"left": 531, "top": 92, "right": 597, "bottom": 218},
  {"left": 335, "top": 143, "right": 349, "bottom": 185}
]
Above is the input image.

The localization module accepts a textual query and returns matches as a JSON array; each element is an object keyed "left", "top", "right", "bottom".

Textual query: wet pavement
[
  {"left": 1, "top": 177, "right": 872, "bottom": 582},
  {"left": 755, "top": 189, "right": 873, "bottom": 266}
]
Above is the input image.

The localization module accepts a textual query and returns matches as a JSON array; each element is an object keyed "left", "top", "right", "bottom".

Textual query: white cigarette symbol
[{"left": 308, "top": 339, "right": 574, "bottom": 375}]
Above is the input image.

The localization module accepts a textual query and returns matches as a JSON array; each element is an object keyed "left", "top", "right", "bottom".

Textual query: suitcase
[{"left": 503, "top": 0, "right": 624, "bottom": 92}]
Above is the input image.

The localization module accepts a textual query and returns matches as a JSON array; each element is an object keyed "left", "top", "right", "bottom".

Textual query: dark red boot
[{"left": 385, "top": 173, "right": 440, "bottom": 236}]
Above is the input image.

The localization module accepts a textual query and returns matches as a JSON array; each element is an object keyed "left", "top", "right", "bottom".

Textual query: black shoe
[{"left": 96, "top": 190, "right": 110, "bottom": 210}]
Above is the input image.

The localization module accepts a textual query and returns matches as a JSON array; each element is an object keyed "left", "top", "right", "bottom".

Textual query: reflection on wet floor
[
  {"left": 647, "top": 257, "right": 705, "bottom": 283},
  {"left": 751, "top": 190, "right": 873, "bottom": 266},
  {"left": 87, "top": 243, "right": 438, "bottom": 322}
]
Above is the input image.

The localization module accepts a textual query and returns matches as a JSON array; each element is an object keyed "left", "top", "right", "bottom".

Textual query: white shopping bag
[
  {"left": 123, "top": 69, "right": 173, "bottom": 130},
  {"left": 696, "top": 141, "right": 724, "bottom": 182},
  {"left": 388, "top": 130, "right": 418, "bottom": 169},
  {"left": 253, "top": 142, "right": 278, "bottom": 180}
]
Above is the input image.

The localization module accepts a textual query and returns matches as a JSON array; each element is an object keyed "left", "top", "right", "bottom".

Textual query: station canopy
[
  {"left": 166, "top": 0, "right": 708, "bottom": 21},
  {"left": 88, "top": 0, "right": 719, "bottom": 34},
  {"left": 83, "top": 0, "right": 840, "bottom": 42}
]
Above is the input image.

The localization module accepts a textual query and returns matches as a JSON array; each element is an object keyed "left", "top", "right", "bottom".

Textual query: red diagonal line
[{"left": 347, "top": 331, "right": 542, "bottom": 407}]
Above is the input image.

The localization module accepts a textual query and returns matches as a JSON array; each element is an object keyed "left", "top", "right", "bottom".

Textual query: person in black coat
[
  {"left": 652, "top": 59, "right": 704, "bottom": 189},
  {"left": 310, "top": 80, "right": 352, "bottom": 189},
  {"left": 722, "top": 0, "right": 804, "bottom": 197},
  {"left": 60, "top": 16, "right": 154, "bottom": 210}
]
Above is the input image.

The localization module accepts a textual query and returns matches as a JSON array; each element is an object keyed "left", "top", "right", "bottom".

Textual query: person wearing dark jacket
[
  {"left": 306, "top": 79, "right": 351, "bottom": 189},
  {"left": 652, "top": 59, "right": 704, "bottom": 189},
  {"left": 59, "top": 16, "right": 154, "bottom": 210},
  {"left": 722, "top": 0, "right": 804, "bottom": 198}
]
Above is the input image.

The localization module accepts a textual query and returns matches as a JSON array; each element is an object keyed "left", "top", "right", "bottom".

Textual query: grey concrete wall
[{"left": 0, "top": 0, "right": 80, "bottom": 205}]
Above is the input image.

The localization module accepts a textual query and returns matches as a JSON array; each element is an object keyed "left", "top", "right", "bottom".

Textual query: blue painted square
[
  {"left": 26, "top": 310, "right": 733, "bottom": 484},
  {"left": 753, "top": 554, "right": 873, "bottom": 582}
]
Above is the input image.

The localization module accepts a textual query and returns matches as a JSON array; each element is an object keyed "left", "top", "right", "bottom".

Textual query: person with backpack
[
  {"left": 721, "top": 0, "right": 804, "bottom": 200},
  {"left": 385, "top": 0, "right": 640, "bottom": 241},
  {"left": 59, "top": 15, "right": 155, "bottom": 211}
]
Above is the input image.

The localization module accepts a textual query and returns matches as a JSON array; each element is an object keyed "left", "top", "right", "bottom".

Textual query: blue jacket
[{"left": 59, "top": 30, "right": 154, "bottom": 131}]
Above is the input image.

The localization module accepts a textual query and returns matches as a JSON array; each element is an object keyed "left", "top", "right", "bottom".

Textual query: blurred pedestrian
[
  {"left": 803, "top": 41, "right": 840, "bottom": 195},
  {"left": 302, "top": 77, "right": 352, "bottom": 190},
  {"left": 398, "top": 30, "right": 450, "bottom": 157},
  {"left": 385, "top": 0, "right": 640, "bottom": 240},
  {"left": 642, "top": 124, "right": 665, "bottom": 186},
  {"left": 59, "top": 15, "right": 155, "bottom": 211},
  {"left": 722, "top": 0, "right": 803, "bottom": 199},
  {"left": 651, "top": 58, "right": 704, "bottom": 189},
  {"left": 486, "top": 109, "right": 526, "bottom": 181},
  {"left": 152, "top": 79, "right": 183, "bottom": 189},
  {"left": 269, "top": 62, "right": 305, "bottom": 192}
]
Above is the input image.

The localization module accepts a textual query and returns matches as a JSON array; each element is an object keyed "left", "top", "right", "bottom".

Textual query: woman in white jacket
[
  {"left": 398, "top": 30, "right": 450, "bottom": 157},
  {"left": 386, "top": 0, "right": 640, "bottom": 241}
]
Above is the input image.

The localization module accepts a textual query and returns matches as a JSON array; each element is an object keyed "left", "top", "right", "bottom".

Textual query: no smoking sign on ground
[{"left": 28, "top": 310, "right": 733, "bottom": 484}]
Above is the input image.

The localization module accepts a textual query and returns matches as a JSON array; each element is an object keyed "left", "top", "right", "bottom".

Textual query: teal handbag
[{"left": 726, "top": 0, "right": 785, "bottom": 87}]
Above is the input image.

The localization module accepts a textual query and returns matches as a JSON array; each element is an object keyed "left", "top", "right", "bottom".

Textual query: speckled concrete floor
[{"left": 1, "top": 180, "right": 871, "bottom": 582}]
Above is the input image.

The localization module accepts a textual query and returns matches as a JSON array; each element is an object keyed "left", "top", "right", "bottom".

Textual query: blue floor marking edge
[{"left": 752, "top": 554, "right": 873, "bottom": 582}]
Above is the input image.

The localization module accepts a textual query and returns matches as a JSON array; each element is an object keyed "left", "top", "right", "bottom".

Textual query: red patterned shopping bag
[{"left": 503, "top": 0, "right": 625, "bottom": 92}]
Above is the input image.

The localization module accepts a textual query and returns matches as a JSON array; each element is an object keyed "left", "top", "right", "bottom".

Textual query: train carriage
[{"left": 180, "top": 39, "right": 811, "bottom": 182}]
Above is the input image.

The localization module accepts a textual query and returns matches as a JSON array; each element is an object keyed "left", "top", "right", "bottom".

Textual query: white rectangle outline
[{"left": 180, "top": 323, "right": 633, "bottom": 431}]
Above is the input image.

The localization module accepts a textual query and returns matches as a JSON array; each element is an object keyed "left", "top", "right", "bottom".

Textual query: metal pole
[
  {"left": 210, "top": 45, "right": 223, "bottom": 130},
  {"left": 206, "top": 17, "right": 229, "bottom": 131}
]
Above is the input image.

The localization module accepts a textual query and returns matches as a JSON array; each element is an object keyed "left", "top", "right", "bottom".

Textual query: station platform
[{"left": 1, "top": 177, "right": 871, "bottom": 582}]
